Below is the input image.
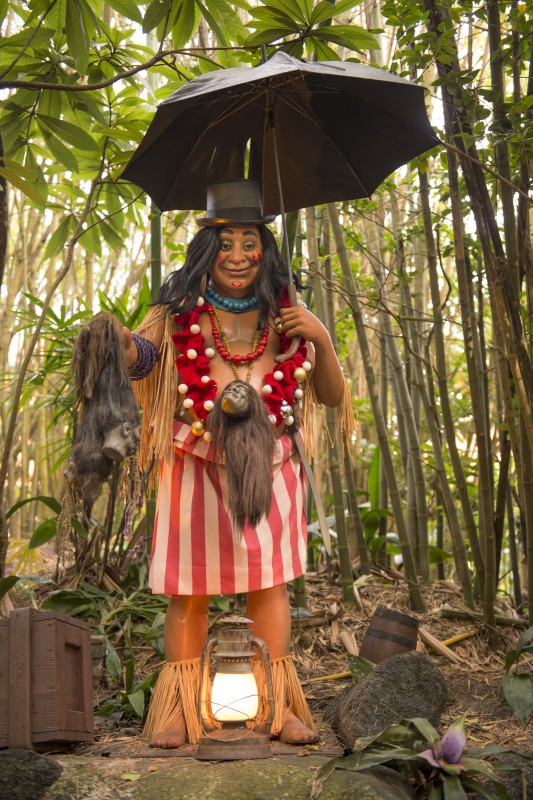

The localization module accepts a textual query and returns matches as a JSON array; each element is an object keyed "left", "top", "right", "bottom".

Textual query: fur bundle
[
  {"left": 64, "top": 312, "right": 141, "bottom": 503},
  {"left": 207, "top": 381, "right": 276, "bottom": 538}
]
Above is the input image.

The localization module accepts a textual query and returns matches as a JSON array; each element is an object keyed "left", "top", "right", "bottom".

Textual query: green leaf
[
  {"left": 367, "top": 445, "right": 380, "bottom": 510},
  {"left": 504, "top": 649, "right": 520, "bottom": 672},
  {"left": 249, "top": 6, "right": 303, "bottom": 32},
  {"left": 0, "top": 164, "right": 44, "bottom": 205},
  {"left": 120, "top": 774, "right": 141, "bottom": 782},
  {"left": 28, "top": 518, "right": 58, "bottom": 549},
  {"left": 126, "top": 688, "right": 145, "bottom": 719},
  {"left": 171, "top": 0, "right": 196, "bottom": 48},
  {"left": 459, "top": 757, "right": 500, "bottom": 781},
  {"left": 38, "top": 115, "right": 99, "bottom": 151},
  {"left": 197, "top": 0, "right": 227, "bottom": 45},
  {"left": 503, "top": 672, "right": 533, "bottom": 724},
  {"left": 40, "top": 128, "right": 80, "bottom": 173},
  {"left": 66, "top": 0, "right": 90, "bottom": 74},
  {"left": 6, "top": 494, "right": 62, "bottom": 520},
  {"left": 71, "top": 517, "right": 89, "bottom": 537},
  {"left": 106, "top": 640, "right": 122, "bottom": 683},
  {"left": 245, "top": 26, "right": 298, "bottom": 46},
  {"left": 406, "top": 717, "right": 440, "bottom": 747},
  {"left": 43, "top": 215, "right": 76, "bottom": 261},
  {"left": 428, "top": 545, "right": 454, "bottom": 563},
  {"left": 0, "top": 0, "right": 9, "bottom": 26},
  {"left": 0, "top": 576, "right": 21, "bottom": 602},
  {"left": 311, "top": 0, "right": 363, "bottom": 25},
  {"left": 516, "top": 626, "right": 533, "bottom": 656},
  {"left": 347, "top": 654, "right": 374, "bottom": 682},
  {"left": 442, "top": 774, "right": 469, "bottom": 800},
  {"left": 104, "top": 0, "right": 142, "bottom": 22},
  {"left": 336, "top": 747, "right": 420, "bottom": 771},
  {"left": 313, "top": 24, "right": 378, "bottom": 51},
  {"left": 461, "top": 776, "right": 508, "bottom": 800},
  {"left": 307, "top": 37, "right": 339, "bottom": 60},
  {"left": 41, "top": 589, "right": 98, "bottom": 617},
  {"left": 261, "top": 0, "right": 308, "bottom": 24},
  {"left": 143, "top": 0, "right": 170, "bottom": 33}
]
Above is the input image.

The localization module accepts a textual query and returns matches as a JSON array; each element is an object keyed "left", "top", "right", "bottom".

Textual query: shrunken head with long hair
[{"left": 206, "top": 381, "right": 276, "bottom": 538}]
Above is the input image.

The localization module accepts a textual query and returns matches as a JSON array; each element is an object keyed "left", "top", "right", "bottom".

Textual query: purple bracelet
[{"left": 129, "top": 334, "right": 159, "bottom": 380}]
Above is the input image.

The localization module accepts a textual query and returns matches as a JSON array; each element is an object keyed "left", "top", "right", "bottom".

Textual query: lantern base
[{"left": 195, "top": 729, "right": 272, "bottom": 761}]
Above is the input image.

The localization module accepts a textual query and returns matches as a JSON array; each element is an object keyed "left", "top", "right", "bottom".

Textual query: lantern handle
[
  {"left": 198, "top": 636, "right": 219, "bottom": 733},
  {"left": 251, "top": 635, "right": 274, "bottom": 733}
]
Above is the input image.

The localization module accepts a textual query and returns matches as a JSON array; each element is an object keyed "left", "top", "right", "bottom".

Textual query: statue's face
[
  {"left": 221, "top": 381, "right": 252, "bottom": 417},
  {"left": 210, "top": 225, "right": 262, "bottom": 298}
]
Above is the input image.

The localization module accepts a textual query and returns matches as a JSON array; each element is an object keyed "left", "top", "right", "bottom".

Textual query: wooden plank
[
  {"left": 56, "top": 620, "right": 94, "bottom": 735},
  {"left": 0, "top": 618, "right": 10, "bottom": 745},
  {"left": 8, "top": 608, "right": 33, "bottom": 749}
]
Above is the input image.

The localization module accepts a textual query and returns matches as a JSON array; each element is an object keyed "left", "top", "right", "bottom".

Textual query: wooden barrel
[{"left": 359, "top": 607, "right": 419, "bottom": 664}]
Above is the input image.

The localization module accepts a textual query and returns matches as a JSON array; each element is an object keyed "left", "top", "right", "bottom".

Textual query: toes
[{"left": 149, "top": 734, "right": 185, "bottom": 749}]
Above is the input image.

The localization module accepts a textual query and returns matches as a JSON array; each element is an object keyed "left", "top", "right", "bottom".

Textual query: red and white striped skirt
[{"left": 149, "top": 420, "right": 308, "bottom": 596}]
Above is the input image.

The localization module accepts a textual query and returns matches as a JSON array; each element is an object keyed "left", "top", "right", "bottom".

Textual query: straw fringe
[
  {"left": 253, "top": 655, "right": 314, "bottom": 735},
  {"left": 132, "top": 307, "right": 177, "bottom": 486},
  {"left": 302, "top": 375, "right": 355, "bottom": 459},
  {"left": 143, "top": 658, "right": 202, "bottom": 744},
  {"left": 335, "top": 376, "right": 357, "bottom": 442}
]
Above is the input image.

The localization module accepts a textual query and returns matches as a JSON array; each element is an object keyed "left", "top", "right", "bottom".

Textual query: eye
[
  {"left": 220, "top": 241, "right": 232, "bottom": 251},
  {"left": 244, "top": 241, "right": 260, "bottom": 252}
]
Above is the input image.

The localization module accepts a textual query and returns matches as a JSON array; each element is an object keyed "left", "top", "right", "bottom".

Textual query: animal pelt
[
  {"left": 207, "top": 381, "right": 276, "bottom": 538},
  {"left": 64, "top": 312, "right": 141, "bottom": 504}
]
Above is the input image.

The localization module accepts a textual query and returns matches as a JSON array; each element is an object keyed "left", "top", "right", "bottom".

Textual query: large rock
[
  {"left": 0, "top": 749, "right": 63, "bottom": 800},
  {"left": 486, "top": 750, "right": 533, "bottom": 800},
  {"left": 324, "top": 651, "right": 448, "bottom": 746}
]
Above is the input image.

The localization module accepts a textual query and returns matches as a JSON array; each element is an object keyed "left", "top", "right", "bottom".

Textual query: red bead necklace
[{"left": 207, "top": 304, "right": 269, "bottom": 375}]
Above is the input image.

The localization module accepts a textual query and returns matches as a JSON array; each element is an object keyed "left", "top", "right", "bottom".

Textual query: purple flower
[{"left": 419, "top": 716, "right": 467, "bottom": 769}]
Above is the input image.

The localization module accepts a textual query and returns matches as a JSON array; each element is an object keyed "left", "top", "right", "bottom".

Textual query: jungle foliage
[{"left": 0, "top": 0, "right": 532, "bottom": 673}]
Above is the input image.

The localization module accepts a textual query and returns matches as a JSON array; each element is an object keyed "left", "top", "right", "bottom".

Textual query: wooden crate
[{"left": 0, "top": 608, "right": 94, "bottom": 749}]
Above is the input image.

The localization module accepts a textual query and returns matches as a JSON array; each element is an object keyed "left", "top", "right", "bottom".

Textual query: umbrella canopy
[{"left": 122, "top": 51, "right": 440, "bottom": 215}]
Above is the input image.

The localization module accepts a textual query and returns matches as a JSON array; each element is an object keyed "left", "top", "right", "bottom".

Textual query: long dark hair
[
  {"left": 206, "top": 381, "right": 276, "bottom": 537},
  {"left": 155, "top": 225, "right": 291, "bottom": 328}
]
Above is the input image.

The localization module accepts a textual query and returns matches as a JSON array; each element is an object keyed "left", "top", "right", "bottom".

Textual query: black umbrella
[{"left": 122, "top": 51, "right": 439, "bottom": 216}]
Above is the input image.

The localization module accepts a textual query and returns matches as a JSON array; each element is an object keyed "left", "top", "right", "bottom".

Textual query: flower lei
[{"left": 171, "top": 294, "right": 310, "bottom": 437}]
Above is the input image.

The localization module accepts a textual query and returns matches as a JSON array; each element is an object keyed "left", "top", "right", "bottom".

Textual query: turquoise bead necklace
[{"left": 204, "top": 284, "right": 260, "bottom": 313}]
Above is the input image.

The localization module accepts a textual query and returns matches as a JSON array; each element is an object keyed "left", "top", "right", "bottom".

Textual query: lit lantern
[{"left": 195, "top": 626, "right": 274, "bottom": 760}]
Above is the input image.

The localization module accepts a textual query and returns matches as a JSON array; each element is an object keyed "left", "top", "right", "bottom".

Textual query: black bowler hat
[{"left": 197, "top": 180, "right": 276, "bottom": 226}]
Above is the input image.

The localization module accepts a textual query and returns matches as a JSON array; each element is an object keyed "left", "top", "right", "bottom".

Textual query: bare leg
[
  {"left": 247, "top": 585, "right": 319, "bottom": 744},
  {"left": 149, "top": 595, "right": 210, "bottom": 748}
]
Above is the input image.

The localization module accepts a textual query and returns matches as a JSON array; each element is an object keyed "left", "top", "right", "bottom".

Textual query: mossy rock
[{"left": 42, "top": 754, "right": 414, "bottom": 800}]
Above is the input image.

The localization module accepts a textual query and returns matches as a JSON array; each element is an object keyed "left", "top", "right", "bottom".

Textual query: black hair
[{"left": 155, "top": 225, "right": 293, "bottom": 329}]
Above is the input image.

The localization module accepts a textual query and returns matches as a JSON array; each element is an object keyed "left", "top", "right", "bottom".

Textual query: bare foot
[
  {"left": 278, "top": 711, "right": 320, "bottom": 745},
  {"left": 148, "top": 717, "right": 186, "bottom": 749}
]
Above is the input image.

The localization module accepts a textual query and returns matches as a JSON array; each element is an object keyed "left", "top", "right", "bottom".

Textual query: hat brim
[{"left": 197, "top": 215, "right": 277, "bottom": 227}]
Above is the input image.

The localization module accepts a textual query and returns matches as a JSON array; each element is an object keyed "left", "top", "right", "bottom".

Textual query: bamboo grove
[{"left": 0, "top": 0, "right": 531, "bottom": 642}]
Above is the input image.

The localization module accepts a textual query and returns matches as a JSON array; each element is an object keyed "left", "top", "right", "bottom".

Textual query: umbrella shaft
[{"left": 270, "top": 116, "right": 294, "bottom": 284}]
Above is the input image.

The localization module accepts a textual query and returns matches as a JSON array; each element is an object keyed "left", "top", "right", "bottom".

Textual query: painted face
[{"left": 209, "top": 225, "right": 262, "bottom": 298}]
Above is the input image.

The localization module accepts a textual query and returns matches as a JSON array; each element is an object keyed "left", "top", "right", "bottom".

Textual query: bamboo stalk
[
  {"left": 339, "top": 630, "right": 358, "bottom": 656},
  {"left": 440, "top": 631, "right": 477, "bottom": 647},
  {"left": 438, "top": 610, "right": 528, "bottom": 628},
  {"left": 304, "top": 671, "right": 352, "bottom": 684},
  {"left": 418, "top": 627, "right": 464, "bottom": 664}
]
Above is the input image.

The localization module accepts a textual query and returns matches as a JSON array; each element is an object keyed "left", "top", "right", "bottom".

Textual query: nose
[{"left": 228, "top": 244, "right": 246, "bottom": 264}]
